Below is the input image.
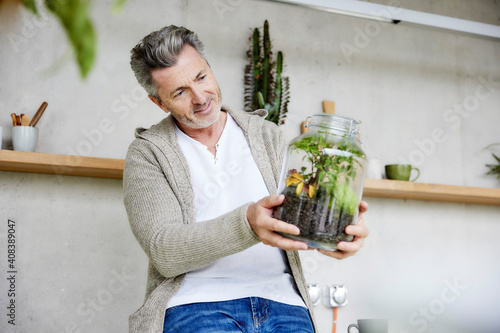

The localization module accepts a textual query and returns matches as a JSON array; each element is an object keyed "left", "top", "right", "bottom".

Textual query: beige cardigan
[{"left": 123, "top": 106, "right": 316, "bottom": 332}]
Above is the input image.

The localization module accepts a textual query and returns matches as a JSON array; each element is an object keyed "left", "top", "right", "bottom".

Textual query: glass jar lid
[{"left": 305, "top": 114, "right": 363, "bottom": 145}]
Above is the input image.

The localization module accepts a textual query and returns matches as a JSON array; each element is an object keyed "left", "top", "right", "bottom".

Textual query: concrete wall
[{"left": 1, "top": 0, "right": 499, "bottom": 332}]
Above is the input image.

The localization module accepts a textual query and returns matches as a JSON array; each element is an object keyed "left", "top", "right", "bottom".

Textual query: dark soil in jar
[{"left": 274, "top": 189, "right": 354, "bottom": 249}]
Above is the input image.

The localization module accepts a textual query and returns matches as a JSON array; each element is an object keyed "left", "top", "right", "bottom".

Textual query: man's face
[{"left": 150, "top": 45, "right": 222, "bottom": 130}]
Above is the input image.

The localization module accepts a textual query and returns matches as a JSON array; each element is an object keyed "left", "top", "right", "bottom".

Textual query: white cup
[
  {"left": 12, "top": 126, "right": 39, "bottom": 152},
  {"left": 0, "top": 126, "right": 3, "bottom": 149}
]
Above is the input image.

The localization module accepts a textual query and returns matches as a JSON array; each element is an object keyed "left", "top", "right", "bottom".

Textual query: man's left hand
[{"left": 316, "top": 201, "right": 369, "bottom": 260}]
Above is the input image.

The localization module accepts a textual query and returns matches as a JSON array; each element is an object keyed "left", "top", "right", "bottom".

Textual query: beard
[{"left": 168, "top": 88, "right": 223, "bottom": 130}]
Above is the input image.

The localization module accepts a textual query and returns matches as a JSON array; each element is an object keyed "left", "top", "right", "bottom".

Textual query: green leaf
[
  {"left": 484, "top": 143, "right": 500, "bottom": 150},
  {"left": 485, "top": 153, "right": 500, "bottom": 178},
  {"left": 112, "top": 0, "right": 128, "bottom": 13},
  {"left": 45, "top": 0, "right": 97, "bottom": 78}
]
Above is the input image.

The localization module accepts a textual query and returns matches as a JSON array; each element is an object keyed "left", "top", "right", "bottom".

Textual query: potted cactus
[{"left": 244, "top": 20, "right": 290, "bottom": 125}]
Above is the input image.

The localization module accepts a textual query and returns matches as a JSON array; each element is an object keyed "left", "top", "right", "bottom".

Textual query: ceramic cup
[
  {"left": 348, "top": 319, "right": 388, "bottom": 333},
  {"left": 385, "top": 164, "right": 420, "bottom": 181},
  {"left": 12, "top": 126, "right": 39, "bottom": 152}
]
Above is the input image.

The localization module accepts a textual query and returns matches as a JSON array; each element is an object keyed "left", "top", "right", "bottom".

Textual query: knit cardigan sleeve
[{"left": 123, "top": 139, "right": 262, "bottom": 279}]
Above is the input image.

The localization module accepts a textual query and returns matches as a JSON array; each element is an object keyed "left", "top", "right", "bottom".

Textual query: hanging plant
[{"left": 244, "top": 20, "right": 290, "bottom": 125}]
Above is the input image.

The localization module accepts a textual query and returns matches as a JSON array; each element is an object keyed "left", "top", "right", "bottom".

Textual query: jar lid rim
[
  {"left": 309, "top": 113, "right": 361, "bottom": 125},
  {"left": 305, "top": 114, "right": 364, "bottom": 147}
]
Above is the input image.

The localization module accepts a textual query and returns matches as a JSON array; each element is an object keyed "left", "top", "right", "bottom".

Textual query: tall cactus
[{"left": 244, "top": 20, "right": 289, "bottom": 125}]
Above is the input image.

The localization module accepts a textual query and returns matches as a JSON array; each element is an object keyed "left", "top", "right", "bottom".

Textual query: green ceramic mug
[{"left": 385, "top": 164, "right": 420, "bottom": 181}]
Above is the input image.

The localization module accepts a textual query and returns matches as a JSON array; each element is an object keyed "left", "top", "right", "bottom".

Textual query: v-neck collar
[{"left": 173, "top": 113, "right": 232, "bottom": 164}]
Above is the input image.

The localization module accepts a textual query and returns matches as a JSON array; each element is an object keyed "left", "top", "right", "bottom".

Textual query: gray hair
[{"left": 130, "top": 25, "right": 207, "bottom": 99}]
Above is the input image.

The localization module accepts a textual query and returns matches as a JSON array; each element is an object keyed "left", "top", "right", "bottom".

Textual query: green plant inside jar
[{"left": 274, "top": 131, "right": 365, "bottom": 250}]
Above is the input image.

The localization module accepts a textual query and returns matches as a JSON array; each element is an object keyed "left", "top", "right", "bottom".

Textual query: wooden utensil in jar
[
  {"left": 29, "top": 101, "right": 48, "bottom": 127},
  {"left": 20, "top": 114, "right": 30, "bottom": 126}
]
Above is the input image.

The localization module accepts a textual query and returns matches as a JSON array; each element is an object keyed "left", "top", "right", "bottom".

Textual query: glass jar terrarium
[{"left": 274, "top": 114, "right": 367, "bottom": 251}]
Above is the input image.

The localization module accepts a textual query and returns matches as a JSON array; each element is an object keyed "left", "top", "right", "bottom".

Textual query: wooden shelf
[
  {"left": 363, "top": 178, "right": 500, "bottom": 206},
  {"left": 1, "top": 150, "right": 499, "bottom": 205},
  {"left": 0, "top": 150, "right": 124, "bottom": 179}
]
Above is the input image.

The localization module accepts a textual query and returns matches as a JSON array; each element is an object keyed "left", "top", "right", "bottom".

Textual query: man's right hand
[{"left": 246, "top": 194, "right": 309, "bottom": 251}]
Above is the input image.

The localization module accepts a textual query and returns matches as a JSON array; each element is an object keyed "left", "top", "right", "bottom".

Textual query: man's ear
[{"left": 149, "top": 95, "right": 169, "bottom": 113}]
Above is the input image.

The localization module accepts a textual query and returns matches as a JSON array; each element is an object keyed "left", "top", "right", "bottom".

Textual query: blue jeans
[{"left": 163, "top": 297, "right": 314, "bottom": 333}]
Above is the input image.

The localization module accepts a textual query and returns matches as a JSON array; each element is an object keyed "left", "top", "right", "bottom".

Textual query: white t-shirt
[{"left": 168, "top": 113, "right": 304, "bottom": 308}]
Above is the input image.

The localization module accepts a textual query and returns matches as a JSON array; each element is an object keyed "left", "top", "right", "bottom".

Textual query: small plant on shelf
[{"left": 485, "top": 143, "right": 500, "bottom": 179}]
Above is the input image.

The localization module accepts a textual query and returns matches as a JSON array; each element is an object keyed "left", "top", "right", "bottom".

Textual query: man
[{"left": 124, "top": 25, "right": 369, "bottom": 333}]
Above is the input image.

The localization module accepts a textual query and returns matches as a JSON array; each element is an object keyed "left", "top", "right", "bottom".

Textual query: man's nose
[{"left": 191, "top": 86, "right": 205, "bottom": 104}]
